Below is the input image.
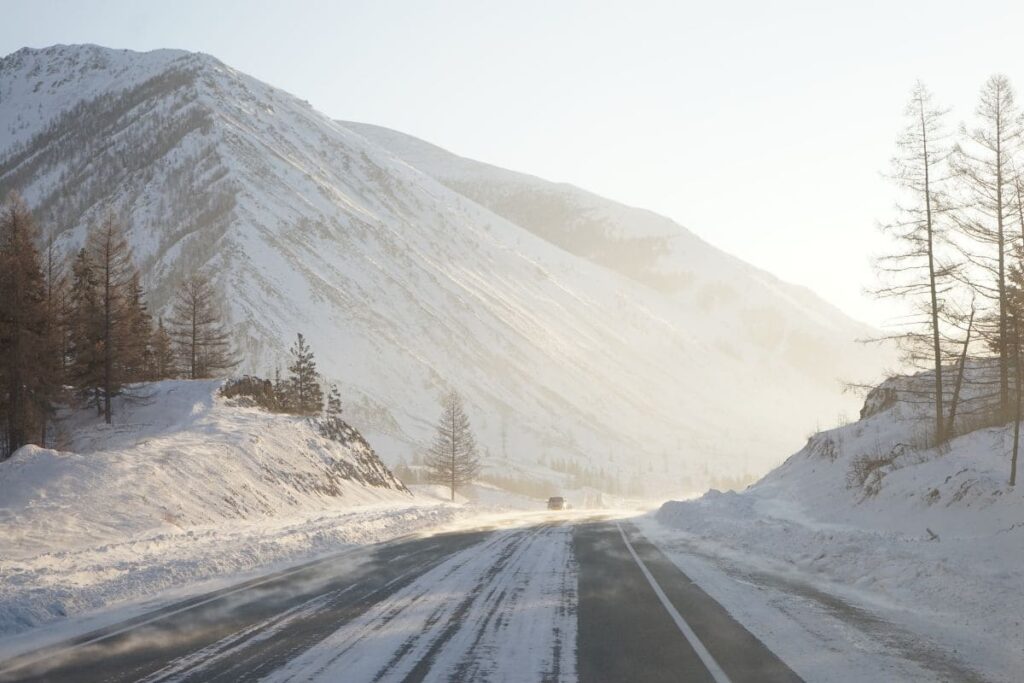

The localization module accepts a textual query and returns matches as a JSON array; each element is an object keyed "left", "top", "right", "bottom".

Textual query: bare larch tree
[
  {"left": 149, "top": 317, "right": 176, "bottom": 380},
  {"left": 873, "top": 81, "right": 955, "bottom": 445},
  {"left": 85, "top": 213, "right": 138, "bottom": 424},
  {"left": 951, "top": 74, "right": 1024, "bottom": 420},
  {"left": 167, "top": 274, "right": 237, "bottom": 379},
  {"left": 425, "top": 390, "right": 481, "bottom": 501}
]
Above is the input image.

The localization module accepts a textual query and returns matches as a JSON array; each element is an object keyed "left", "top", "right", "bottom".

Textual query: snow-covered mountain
[
  {"left": 343, "top": 121, "right": 878, "bottom": 386},
  {"left": 0, "top": 44, "right": 889, "bottom": 492}
]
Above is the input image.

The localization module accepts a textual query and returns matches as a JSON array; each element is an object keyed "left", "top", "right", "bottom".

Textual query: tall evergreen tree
[
  {"left": 39, "top": 233, "right": 69, "bottom": 443},
  {"left": 424, "top": 390, "right": 481, "bottom": 501},
  {"left": 286, "top": 333, "right": 323, "bottom": 415},
  {"left": 0, "top": 193, "right": 52, "bottom": 457},
  {"left": 167, "top": 274, "right": 237, "bottom": 379},
  {"left": 326, "top": 384, "right": 342, "bottom": 419},
  {"left": 149, "top": 317, "right": 176, "bottom": 380},
  {"left": 68, "top": 247, "right": 103, "bottom": 412},
  {"left": 123, "top": 272, "right": 153, "bottom": 383},
  {"left": 85, "top": 213, "right": 137, "bottom": 424}
]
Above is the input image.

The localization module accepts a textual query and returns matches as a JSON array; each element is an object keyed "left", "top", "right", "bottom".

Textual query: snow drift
[
  {"left": 655, "top": 369, "right": 1024, "bottom": 682},
  {"left": 0, "top": 380, "right": 409, "bottom": 558},
  {"left": 0, "top": 380, "right": 463, "bottom": 640}
]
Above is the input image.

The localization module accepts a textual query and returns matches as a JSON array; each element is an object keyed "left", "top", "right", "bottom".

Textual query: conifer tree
[
  {"left": 424, "top": 390, "right": 481, "bottom": 501},
  {"left": 86, "top": 213, "right": 137, "bottom": 423},
  {"left": 149, "top": 318, "right": 176, "bottom": 380},
  {"left": 273, "top": 365, "right": 290, "bottom": 412},
  {"left": 0, "top": 193, "right": 52, "bottom": 457},
  {"left": 286, "top": 333, "right": 323, "bottom": 415},
  {"left": 123, "top": 272, "right": 153, "bottom": 383},
  {"left": 318, "top": 383, "right": 345, "bottom": 440},
  {"left": 167, "top": 274, "right": 237, "bottom": 379},
  {"left": 326, "top": 384, "right": 342, "bottom": 419},
  {"left": 68, "top": 247, "right": 103, "bottom": 412},
  {"left": 39, "top": 233, "right": 69, "bottom": 443}
]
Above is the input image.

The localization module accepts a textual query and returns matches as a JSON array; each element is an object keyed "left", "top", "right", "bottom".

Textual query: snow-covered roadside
[
  {"left": 0, "top": 380, "right": 494, "bottom": 652},
  {"left": 649, "top": 374, "right": 1024, "bottom": 683},
  {"left": 638, "top": 514, "right": 1003, "bottom": 683},
  {"left": 0, "top": 502, "right": 473, "bottom": 659}
]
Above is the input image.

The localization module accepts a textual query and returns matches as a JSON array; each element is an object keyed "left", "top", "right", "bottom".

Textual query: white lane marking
[{"left": 616, "top": 522, "right": 732, "bottom": 683}]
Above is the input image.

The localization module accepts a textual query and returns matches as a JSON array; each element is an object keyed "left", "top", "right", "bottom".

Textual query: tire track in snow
[
  {"left": 0, "top": 532, "right": 488, "bottom": 683},
  {"left": 138, "top": 592, "right": 339, "bottom": 682},
  {"left": 163, "top": 541, "right": 479, "bottom": 682},
  {"left": 446, "top": 523, "right": 578, "bottom": 683},
  {"left": 383, "top": 529, "right": 536, "bottom": 681},
  {"left": 263, "top": 522, "right": 578, "bottom": 682},
  {"left": 265, "top": 528, "right": 538, "bottom": 680}
]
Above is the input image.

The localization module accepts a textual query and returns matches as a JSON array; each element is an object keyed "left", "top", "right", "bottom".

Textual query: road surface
[{"left": 0, "top": 517, "right": 802, "bottom": 682}]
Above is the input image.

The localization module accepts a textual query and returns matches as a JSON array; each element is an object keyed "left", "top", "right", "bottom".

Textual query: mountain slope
[
  {"left": 342, "top": 120, "right": 872, "bottom": 376},
  {"left": 0, "top": 44, "right": 888, "bottom": 492}
]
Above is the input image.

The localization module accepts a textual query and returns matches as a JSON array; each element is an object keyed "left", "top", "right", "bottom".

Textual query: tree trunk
[
  {"left": 450, "top": 409, "right": 456, "bottom": 502},
  {"left": 997, "top": 124, "right": 1009, "bottom": 419},
  {"left": 919, "top": 97, "right": 944, "bottom": 445},
  {"left": 1013, "top": 318, "right": 1021, "bottom": 486},
  {"left": 103, "top": 240, "right": 113, "bottom": 425},
  {"left": 191, "top": 301, "right": 197, "bottom": 380},
  {"left": 946, "top": 306, "right": 974, "bottom": 438}
]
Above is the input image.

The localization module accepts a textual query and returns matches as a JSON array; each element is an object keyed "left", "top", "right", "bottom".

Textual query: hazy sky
[{"left": 2, "top": 0, "right": 1023, "bottom": 326}]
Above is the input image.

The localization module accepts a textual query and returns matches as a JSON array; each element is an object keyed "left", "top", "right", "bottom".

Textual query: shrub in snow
[{"left": 220, "top": 375, "right": 277, "bottom": 410}]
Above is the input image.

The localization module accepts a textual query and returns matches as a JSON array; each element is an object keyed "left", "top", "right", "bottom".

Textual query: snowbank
[
  {"left": 0, "top": 380, "right": 465, "bottom": 641},
  {"left": 0, "top": 380, "right": 413, "bottom": 557},
  {"left": 655, "top": 370, "right": 1024, "bottom": 682}
]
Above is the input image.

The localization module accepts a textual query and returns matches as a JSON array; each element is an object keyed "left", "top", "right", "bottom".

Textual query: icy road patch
[{"left": 264, "top": 522, "right": 578, "bottom": 682}]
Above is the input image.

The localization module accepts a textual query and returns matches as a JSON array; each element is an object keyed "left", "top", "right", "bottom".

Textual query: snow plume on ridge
[{"left": 0, "top": 44, "right": 892, "bottom": 494}]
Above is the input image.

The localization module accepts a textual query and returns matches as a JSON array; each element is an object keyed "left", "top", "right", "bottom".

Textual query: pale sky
[{"left": 3, "top": 0, "right": 1023, "bottom": 326}]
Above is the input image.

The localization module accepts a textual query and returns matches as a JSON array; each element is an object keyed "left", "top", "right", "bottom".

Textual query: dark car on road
[{"left": 547, "top": 496, "right": 566, "bottom": 510}]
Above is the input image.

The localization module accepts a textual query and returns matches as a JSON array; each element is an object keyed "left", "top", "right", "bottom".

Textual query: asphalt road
[{"left": 0, "top": 518, "right": 803, "bottom": 682}]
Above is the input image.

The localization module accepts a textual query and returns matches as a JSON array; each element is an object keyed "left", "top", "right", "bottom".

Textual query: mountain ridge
[
  {"left": 341, "top": 119, "right": 870, "bottom": 336},
  {"left": 0, "top": 43, "right": 891, "bottom": 493}
]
